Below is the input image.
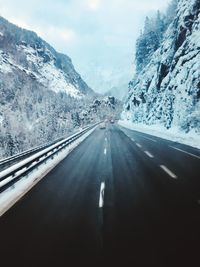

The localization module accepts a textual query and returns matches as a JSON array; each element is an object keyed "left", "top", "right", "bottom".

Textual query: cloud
[
  {"left": 38, "top": 26, "right": 77, "bottom": 44},
  {"left": 0, "top": 0, "right": 171, "bottom": 91},
  {"left": 86, "top": 0, "right": 101, "bottom": 11}
]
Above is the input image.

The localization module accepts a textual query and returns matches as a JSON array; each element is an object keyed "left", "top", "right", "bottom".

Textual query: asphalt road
[{"left": 0, "top": 124, "right": 200, "bottom": 267}]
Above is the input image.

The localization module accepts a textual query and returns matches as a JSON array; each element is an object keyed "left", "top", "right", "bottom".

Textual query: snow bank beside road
[{"left": 118, "top": 120, "right": 200, "bottom": 149}]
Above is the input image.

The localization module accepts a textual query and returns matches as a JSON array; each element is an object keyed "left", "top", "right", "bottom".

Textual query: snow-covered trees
[
  {"left": 135, "top": 23, "right": 159, "bottom": 73},
  {"left": 0, "top": 55, "right": 121, "bottom": 159},
  {"left": 166, "top": 0, "right": 179, "bottom": 24},
  {"left": 123, "top": 0, "right": 200, "bottom": 134},
  {"left": 135, "top": 1, "right": 178, "bottom": 73},
  {"left": 135, "top": 14, "right": 163, "bottom": 73},
  {"left": 0, "top": 16, "right": 97, "bottom": 159}
]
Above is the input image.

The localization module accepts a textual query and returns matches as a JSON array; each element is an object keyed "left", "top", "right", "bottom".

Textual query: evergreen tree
[
  {"left": 135, "top": 0, "right": 178, "bottom": 73},
  {"left": 166, "top": 0, "right": 179, "bottom": 23},
  {"left": 144, "top": 16, "right": 152, "bottom": 34}
]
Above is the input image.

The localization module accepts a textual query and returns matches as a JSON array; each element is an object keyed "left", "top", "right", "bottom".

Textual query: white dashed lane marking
[
  {"left": 99, "top": 182, "right": 105, "bottom": 208},
  {"left": 104, "top": 148, "right": 107, "bottom": 155},
  {"left": 136, "top": 143, "right": 142, "bottom": 148},
  {"left": 144, "top": 151, "right": 154, "bottom": 158},
  {"left": 160, "top": 165, "right": 177, "bottom": 179}
]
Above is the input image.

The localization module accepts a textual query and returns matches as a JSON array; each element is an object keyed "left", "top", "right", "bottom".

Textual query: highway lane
[
  {"left": 104, "top": 125, "right": 200, "bottom": 266},
  {"left": 0, "top": 127, "right": 108, "bottom": 266},
  {"left": 0, "top": 124, "right": 200, "bottom": 267},
  {"left": 119, "top": 125, "right": 200, "bottom": 201}
]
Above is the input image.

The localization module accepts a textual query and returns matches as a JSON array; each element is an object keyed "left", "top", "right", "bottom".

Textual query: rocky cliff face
[
  {"left": 0, "top": 17, "right": 94, "bottom": 158},
  {"left": 122, "top": 0, "right": 200, "bottom": 133}
]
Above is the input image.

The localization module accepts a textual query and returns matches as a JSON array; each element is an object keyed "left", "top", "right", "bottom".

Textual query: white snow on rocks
[
  {"left": 38, "top": 61, "right": 81, "bottom": 98},
  {"left": 0, "top": 50, "right": 12, "bottom": 73},
  {"left": 122, "top": 0, "right": 200, "bottom": 136},
  {"left": 11, "top": 44, "right": 83, "bottom": 98}
]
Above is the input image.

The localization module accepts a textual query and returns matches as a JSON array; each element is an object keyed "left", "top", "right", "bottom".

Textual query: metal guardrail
[
  {"left": 0, "top": 125, "right": 92, "bottom": 171},
  {"left": 0, "top": 137, "right": 65, "bottom": 171},
  {"left": 0, "top": 123, "right": 98, "bottom": 194}
]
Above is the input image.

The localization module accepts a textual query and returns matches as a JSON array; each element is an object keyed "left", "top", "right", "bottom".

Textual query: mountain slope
[
  {"left": 0, "top": 17, "right": 94, "bottom": 158},
  {"left": 122, "top": 0, "right": 200, "bottom": 134},
  {"left": 0, "top": 16, "right": 93, "bottom": 98}
]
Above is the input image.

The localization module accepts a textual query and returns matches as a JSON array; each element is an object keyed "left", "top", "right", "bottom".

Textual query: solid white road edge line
[
  {"left": 144, "top": 151, "right": 154, "bottom": 158},
  {"left": 160, "top": 165, "right": 177, "bottom": 179},
  {"left": 169, "top": 146, "right": 200, "bottom": 160},
  {"left": 99, "top": 182, "right": 105, "bottom": 208},
  {"left": 142, "top": 136, "right": 157, "bottom": 142}
]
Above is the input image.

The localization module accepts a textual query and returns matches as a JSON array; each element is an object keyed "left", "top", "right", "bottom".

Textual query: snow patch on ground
[
  {"left": 0, "top": 126, "right": 97, "bottom": 216},
  {"left": 118, "top": 120, "right": 200, "bottom": 149}
]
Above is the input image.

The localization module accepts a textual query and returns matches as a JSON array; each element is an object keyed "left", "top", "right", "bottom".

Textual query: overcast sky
[{"left": 0, "top": 0, "right": 170, "bottom": 92}]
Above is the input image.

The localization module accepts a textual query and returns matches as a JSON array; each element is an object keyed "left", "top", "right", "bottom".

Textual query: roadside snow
[
  {"left": 0, "top": 126, "right": 97, "bottom": 216},
  {"left": 118, "top": 120, "right": 200, "bottom": 149}
]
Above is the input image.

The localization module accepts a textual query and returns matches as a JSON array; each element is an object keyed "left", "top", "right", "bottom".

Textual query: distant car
[
  {"left": 110, "top": 119, "right": 114, "bottom": 124},
  {"left": 99, "top": 122, "right": 106, "bottom": 129}
]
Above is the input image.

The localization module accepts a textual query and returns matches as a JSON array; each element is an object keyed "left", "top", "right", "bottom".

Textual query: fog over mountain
[{"left": 80, "top": 59, "right": 131, "bottom": 100}]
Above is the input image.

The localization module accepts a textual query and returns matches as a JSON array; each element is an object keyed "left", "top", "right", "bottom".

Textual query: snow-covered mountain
[
  {"left": 0, "top": 16, "right": 93, "bottom": 98},
  {"left": 0, "top": 17, "right": 95, "bottom": 158},
  {"left": 122, "top": 0, "right": 200, "bottom": 134}
]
